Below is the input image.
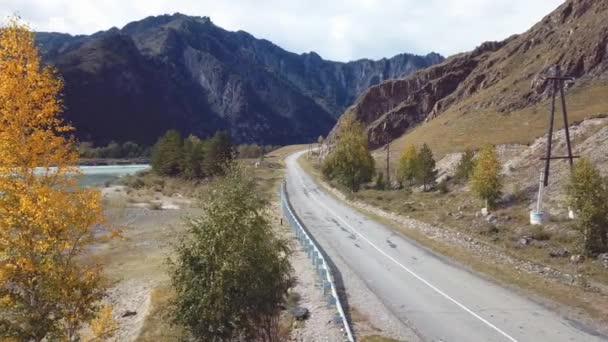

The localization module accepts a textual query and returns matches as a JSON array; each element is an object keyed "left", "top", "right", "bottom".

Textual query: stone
[
  {"left": 549, "top": 249, "right": 571, "bottom": 258},
  {"left": 481, "top": 208, "right": 489, "bottom": 216},
  {"left": 122, "top": 310, "right": 137, "bottom": 318},
  {"left": 597, "top": 253, "right": 608, "bottom": 262},
  {"left": 291, "top": 306, "right": 309, "bottom": 321},
  {"left": 518, "top": 237, "right": 532, "bottom": 246},
  {"left": 485, "top": 213, "right": 498, "bottom": 225},
  {"left": 570, "top": 254, "right": 586, "bottom": 264}
]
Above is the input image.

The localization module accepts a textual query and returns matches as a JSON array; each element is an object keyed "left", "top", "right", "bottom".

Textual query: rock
[
  {"left": 549, "top": 249, "right": 571, "bottom": 258},
  {"left": 518, "top": 237, "right": 532, "bottom": 246},
  {"left": 570, "top": 254, "right": 586, "bottom": 264},
  {"left": 597, "top": 253, "right": 608, "bottom": 262},
  {"left": 481, "top": 208, "right": 489, "bottom": 216},
  {"left": 291, "top": 306, "right": 309, "bottom": 321},
  {"left": 122, "top": 310, "right": 137, "bottom": 318},
  {"left": 485, "top": 213, "right": 498, "bottom": 224}
]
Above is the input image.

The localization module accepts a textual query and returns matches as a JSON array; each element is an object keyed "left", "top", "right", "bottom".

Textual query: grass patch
[
  {"left": 386, "top": 81, "right": 608, "bottom": 159},
  {"left": 136, "top": 288, "right": 185, "bottom": 342}
]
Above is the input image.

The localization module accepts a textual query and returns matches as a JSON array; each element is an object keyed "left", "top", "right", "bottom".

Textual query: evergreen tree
[
  {"left": 204, "top": 131, "right": 234, "bottom": 176},
  {"left": 170, "top": 165, "right": 292, "bottom": 341},
  {"left": 470, "top": 144, "right": 502, "bottom": 208},
  {"left": 322, "top": 114, "right": 375, "bottom": 191},
  {"left": 415, "top": 143, "right": 437, "bottom": 191},
  {"left": 151, "top": 130, "right": 184, "bottom": 176},
  {"left": 566, "top": 158, "right": 608, "bottom": 255},
  {"left": 455, "top": 149, "right": 475, "bottom": 182},
  {"left": 397, "top": 145, "right": 418, "bottom": 187}
]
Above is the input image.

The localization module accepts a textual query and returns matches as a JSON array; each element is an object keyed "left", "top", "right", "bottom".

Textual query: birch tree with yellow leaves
[{"left": 0, "top": 19, "right": 111, "bottom": 341}]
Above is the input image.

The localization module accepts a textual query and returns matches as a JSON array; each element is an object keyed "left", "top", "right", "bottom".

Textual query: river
[{"left": 79, "top": 164, "right": 150, "bottom": 187}]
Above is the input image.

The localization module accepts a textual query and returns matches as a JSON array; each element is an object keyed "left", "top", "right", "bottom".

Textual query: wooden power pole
[{"left": 540, "top": 65, "right": 578, "bottom": 186}]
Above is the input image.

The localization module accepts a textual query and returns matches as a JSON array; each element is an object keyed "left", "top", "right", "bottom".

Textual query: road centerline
[{"left": 290, "top": 158, "right": 519, "bottom": 342}]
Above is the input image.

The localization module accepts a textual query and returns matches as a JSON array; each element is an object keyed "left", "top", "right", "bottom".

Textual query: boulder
[
  {"left": 485, "top": 213, "right": 498, "bottom": 225},
  {"left": 291, "top": 306, "right": 309, "bottom": 321},
  {"left": 570, "top": 254, "right": 586, "bottom": 264},
  {"left": 518, "top": 236, "right": 532, "bottom": 246},
  {"left": 549, "top": 249, "right": 571, "bottom": 258}
]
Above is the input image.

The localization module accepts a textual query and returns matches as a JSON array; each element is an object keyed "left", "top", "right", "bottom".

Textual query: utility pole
[{"left": 540, "top": 65, "right": 578, "bottom": 186}]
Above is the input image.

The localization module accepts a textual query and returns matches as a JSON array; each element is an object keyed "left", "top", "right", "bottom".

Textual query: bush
[
  {"left": 566, "top": 158, "right": 608, "bottom": 255},
  {"left": 170, "top": 165, "right": 292, "bottom": 341},
  {"left": 375, "top": 172, "right": 386, "bottom": 190},
  {"left": 437, "top": 180, "right": 449, "bottom": 194}
]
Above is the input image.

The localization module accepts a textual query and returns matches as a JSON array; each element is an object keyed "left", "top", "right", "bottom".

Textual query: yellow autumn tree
[
  {"left": 470, "top": 144, "right": 502, "bottom": 208},
  {"left": 0, "top": 19, "right": 109, "bottom": 341}
]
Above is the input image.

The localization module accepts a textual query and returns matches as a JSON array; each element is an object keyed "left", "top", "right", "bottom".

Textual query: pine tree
[
  {"left": 322, "top": 114, "right": 375, "bottom": 191},
  {"left": 397, "top": 145, "right": 418, "bottom": 187},
  {"left": 415, "top": 144, "right": 437, "bottom": 191},
  {"left": 470, "top": 144, "right": 502, "bottom": 208},
  {"left": 566, "top": 158, "right": 608, "bottom": 255},
  {"left": 151, "top": 130, "right": 183, "bottom": 176},
  {"left": 455, "top": 149, "right": 475, "bottom": 182},
  {"left": 0, "top": 19, "right": 108, "bottom": 341}
]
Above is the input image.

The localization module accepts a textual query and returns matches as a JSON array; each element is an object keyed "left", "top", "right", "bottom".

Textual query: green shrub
[{"left": 566, "top": 158, "right": 608, "bottom": 255}]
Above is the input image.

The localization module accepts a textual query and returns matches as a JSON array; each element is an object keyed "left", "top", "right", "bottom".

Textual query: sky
[{"left": 0, "top": 0, "right": 565, "bottom": 62}]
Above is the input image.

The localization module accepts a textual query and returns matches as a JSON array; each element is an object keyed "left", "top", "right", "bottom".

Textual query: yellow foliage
[
  {"left": 470, "top": 144, "right": 502, "bottom": 208},
  {"left": 85, "top": 305, "right": 118, "bottom": 342},
  {"left": 397, "top": 144, "right": 418, "bottom": 185},
  {"left": 0, "top": 18, "right": 109, "bottom": 341}
]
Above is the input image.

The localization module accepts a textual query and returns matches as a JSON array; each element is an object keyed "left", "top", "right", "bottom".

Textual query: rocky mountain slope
[
  {"left": 331, "top": 0, "right": 608, "bottom": 150},
  {"left": 35, "top": 14, "right": 442, "bottom": 145}
]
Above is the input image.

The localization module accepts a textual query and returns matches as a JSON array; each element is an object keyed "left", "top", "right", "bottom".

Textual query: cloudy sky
[{"left": 1, "top": 0, "right": 564, "bottom": 61}]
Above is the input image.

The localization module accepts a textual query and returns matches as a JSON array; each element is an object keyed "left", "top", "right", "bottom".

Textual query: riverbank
[{"left": 79, "top": 158, "right": 150, "bottom": 166}]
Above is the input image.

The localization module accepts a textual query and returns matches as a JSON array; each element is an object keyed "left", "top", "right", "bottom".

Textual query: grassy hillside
[{"left": 382, "top": 81, "right": 608, "bottom": 159}]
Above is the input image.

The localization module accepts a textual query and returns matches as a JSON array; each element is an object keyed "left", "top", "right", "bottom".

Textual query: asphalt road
[{"left": 285, "top": 150, "right": 606, "bottom": 342}]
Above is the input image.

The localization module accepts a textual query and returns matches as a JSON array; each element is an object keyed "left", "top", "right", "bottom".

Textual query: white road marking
[{"left": 289, "top": 159, "right": 519, "bottom": 342}]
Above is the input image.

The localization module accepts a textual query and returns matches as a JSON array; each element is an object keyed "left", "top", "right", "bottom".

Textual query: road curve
[{"left": 285, "top": 150, "right": 606, "bottom": 342}]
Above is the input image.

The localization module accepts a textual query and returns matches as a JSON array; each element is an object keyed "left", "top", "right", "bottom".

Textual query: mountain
[
  {"left": 35, "top": 14, "right": 443, "bottom": 145},
  {"left": 331, "top": 0, "right": 608, "bottom": 152}
]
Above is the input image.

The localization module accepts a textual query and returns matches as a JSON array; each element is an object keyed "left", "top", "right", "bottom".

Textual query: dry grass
[
  {"left": 385, "top": 81, "right": 608, "bottom": 159},
  {"left": 136, "top": 287, "right": 185, "bottom": 342}
]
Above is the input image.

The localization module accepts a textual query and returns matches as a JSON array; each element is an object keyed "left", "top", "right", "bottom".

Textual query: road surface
[{"left": 285, "top": 150, "right": 606, "bottom": 342}]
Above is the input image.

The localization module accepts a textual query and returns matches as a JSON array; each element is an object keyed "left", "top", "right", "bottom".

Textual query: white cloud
[{"left": 0, "top": 0, "right": 565, "bottom": 61}]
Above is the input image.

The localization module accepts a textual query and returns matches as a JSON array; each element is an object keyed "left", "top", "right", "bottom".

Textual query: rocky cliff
[
  {"left": 36, "top": 14, "right": 443, "bottom": 145},
  {"left": 333, "top": 0, "right": 608, "bottom": 149}
]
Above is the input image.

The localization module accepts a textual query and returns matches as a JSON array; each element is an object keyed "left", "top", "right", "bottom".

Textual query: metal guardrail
[{"left": 280, "top": 181, "right": 355, "bottom": 342}]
